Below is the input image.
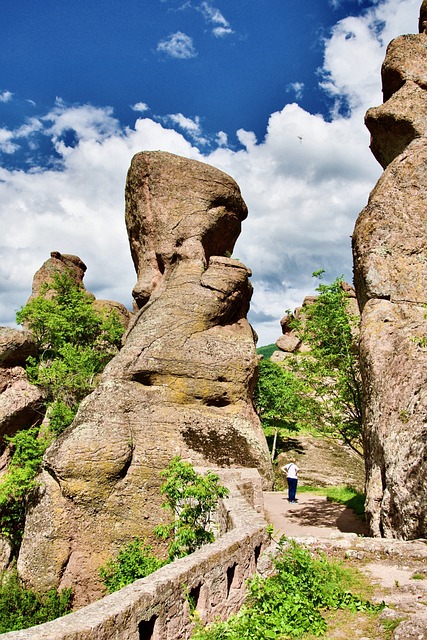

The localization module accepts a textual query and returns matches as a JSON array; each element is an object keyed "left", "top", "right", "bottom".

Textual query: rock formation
[
  {"left": 0, "top": 328, "right": 43, "bottom": 445},
  {"left": 352, "top": 3, "right": 427, "bottom": 539},
  {"left": 28, "top": 251, "right": 131, "bottom": 330},
  {"left": 17, "top": 151, "right": 273, "bottom": 605}
]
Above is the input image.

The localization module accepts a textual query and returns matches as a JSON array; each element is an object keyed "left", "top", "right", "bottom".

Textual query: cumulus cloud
[
  {"left": 0, "top": 0, "right": 419, "bottom": 345},
  {"left": 132, "top": 102, "right": 149, "bottom": 113},
  {"left": 156, "top": 31, "right": 197, "bottom": 59}
]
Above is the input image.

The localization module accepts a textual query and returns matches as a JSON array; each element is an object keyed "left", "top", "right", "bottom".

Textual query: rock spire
[{"left": 352, "top": 2, "right": 427, "bottom": 539}]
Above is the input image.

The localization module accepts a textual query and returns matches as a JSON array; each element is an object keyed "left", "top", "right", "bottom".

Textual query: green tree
[
  {"left": 155, "top": 457, "right": 229, "bottom": 561},
  {"left": 253, "top": 359, "right": 312, "bottom": 461},
  {"left": 16, "top": 271, "right": 124, "bottom": 433},
  {"left": 291, "top": 271, "right": 363, "bottom": 455}
]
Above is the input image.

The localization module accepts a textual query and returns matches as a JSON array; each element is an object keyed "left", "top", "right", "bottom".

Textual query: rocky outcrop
[
  {"left": 0, "top": 328, "right": 43, "bottom": 445},
  {"left": 28, "top": 251, "right": 131, "bottom": 330},
  {"left": 352, "top": 3, "right": 427, "bottom": 539},
  {"left": 17, "top": 152, "right": 273, "bottom": 605}
]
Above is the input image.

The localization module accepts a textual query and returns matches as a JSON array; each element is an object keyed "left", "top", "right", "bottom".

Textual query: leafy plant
[
  {"left": 286, "top": 271, "right": 363, "bottom": 455},
  {"left": 99, "top": 538, "right": 166, "bottom": 593},
  {"left": 192, "top": 539, "right": 383, "bottom": 639},
  {"left": 0, "top": 427, "right": 52, "bottom": 549},
  {"left": 254, "top": 359, "right": 314, "bottom": 460},
  {"left": 155, "top": 457, "right": 229, "bottom": 561},
  {"left": 16, "top": 271, "right": 124, "bottom": 435},
  {"left": 0, "top": 566, "right": 72, "bottom": 634}
]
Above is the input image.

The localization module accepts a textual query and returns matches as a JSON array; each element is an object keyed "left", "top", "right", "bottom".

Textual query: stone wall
[{"left": 2, "top": 469, "right": 269, "bottom": 640}]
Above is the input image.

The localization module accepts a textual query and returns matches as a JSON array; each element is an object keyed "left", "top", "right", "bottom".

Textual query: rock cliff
[
  {"left": 352, "top": 3, "right": 427, "bottom": 539},
  {"left": 17, "top": 152, "right": 273, "bottom": 605}
]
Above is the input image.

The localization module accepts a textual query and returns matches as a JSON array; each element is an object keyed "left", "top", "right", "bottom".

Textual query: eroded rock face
[
  {"left": 0, "top": 329, "right": 43, "bottom": 445},
  {"left": 353, "top": 4, "right": 427, "bottom": 539},
  {"left": 18, "top": 152, "right": 273, "bottom": 605}
]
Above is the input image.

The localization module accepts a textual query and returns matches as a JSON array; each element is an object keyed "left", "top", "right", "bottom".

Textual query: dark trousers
[{"left": 287, "top": 477, "right": 298, "bottom": 501}]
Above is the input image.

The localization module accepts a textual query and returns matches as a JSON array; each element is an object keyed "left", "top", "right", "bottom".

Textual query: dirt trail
[{"left": 263, "top": 490, "right": 368, "bottom": 538}]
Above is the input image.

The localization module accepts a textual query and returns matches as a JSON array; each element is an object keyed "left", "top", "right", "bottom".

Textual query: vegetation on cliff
[
  {"left": 256, "top": 273, "right": 363, "bottom": 457},
  {"left": 100, "top": 458, "right": 229, "bottom": 593}
]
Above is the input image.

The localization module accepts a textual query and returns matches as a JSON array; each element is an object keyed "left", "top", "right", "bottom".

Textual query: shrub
[
  {"left": 192, "top": 539, "right": 383, "bottom": 639},
  {"left": 99, "top": 539, "right": 166, "bottom": 594},
  {"left": 0, "top": 567, "right": 72, "bottom": 634},
  {"left": 154, "top": 457, "right": 229, "bottom": 561}
]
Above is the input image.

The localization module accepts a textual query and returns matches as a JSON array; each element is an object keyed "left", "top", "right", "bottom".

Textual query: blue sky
[{"left": 0, "top": 0, "right": 421, "bottom": 344}]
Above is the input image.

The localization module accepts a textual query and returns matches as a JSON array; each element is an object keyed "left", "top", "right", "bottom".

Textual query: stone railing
[{"left": 2, "top": 469, "right": 270, "bottom": 640}]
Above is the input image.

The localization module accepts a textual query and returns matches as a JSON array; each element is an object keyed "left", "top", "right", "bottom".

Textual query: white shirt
[{"left": 283, "top": 463, "right": 299, "bottom": 479}]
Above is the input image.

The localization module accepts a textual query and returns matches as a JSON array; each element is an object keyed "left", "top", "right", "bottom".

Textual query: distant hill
[{"left": 256, "top": 343, "right": 276, "bottom": 359}]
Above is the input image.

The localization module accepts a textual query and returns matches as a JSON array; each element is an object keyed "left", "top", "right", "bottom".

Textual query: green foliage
[
  {"left": 99, "top": 539, "right": 166, "bottom": 594},
  {"left": 256, "top": 344, "right": 277, "bottom": 359},
  {"left": 0, "top": 427, "right": 52, "bottom": 548},
  {"left": 16, "top": 272, "right": 124, "bottom": 435},
  {"left": 154, "top": 457, "right": 229, "bottom": 561},
  {"left": 192, "top": 540, "right": 383, "bottom": 640},
  {"left": 254, "top": 359, "right": 315, "bottom": 460},
  {"left": 288, "top": 272, "right": 363, "bottom": 455},
  {"left": 0, "top": 567, "right": 72, "bottom": 634}
]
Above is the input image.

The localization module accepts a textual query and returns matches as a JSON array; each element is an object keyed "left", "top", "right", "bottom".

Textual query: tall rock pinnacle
[
  {"left": 352, "top": 3, "right": 427, "bottom": 539},
  {"left": 17, "top": 152, "right": 273, "bottom": 605}
]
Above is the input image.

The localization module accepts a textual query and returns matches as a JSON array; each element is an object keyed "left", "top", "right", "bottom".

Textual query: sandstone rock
[
  {"left": 275, "top": 333, "right": 301, "bottom": 353},
  {"left": 0, "top": 367, "right": 44, "bottom": 444},
  {"left": 18, "top": 151, "right": 273, "bottom": 605},
  {"left": 352, "top": 4, "right": 427, "bottom": 539},
  {"left": 92, "top": 299, "right": 131, "bottom": 331},
  {"left": 0, "top": 327, "right": 36, "bottom": 367},
  {"left": 29, "top": 252, "right": 89, "bottom": 301},
  {"left": 125, "top": 151, "right": 248, "bottom": 308}
]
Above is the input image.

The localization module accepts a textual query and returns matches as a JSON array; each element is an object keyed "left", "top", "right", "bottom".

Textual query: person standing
[{"left": 282, "top": 458, "right": 300, "bottom": 503}]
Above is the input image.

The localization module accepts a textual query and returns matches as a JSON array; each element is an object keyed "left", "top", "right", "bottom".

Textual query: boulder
[
  {"left": 0, "top": 367, "right": 44, "bottom": 443},
  {"left": 0, "top": 327, "right": 36, "bottom": 367},
  {"left": 18, "top": 151, "right": 273, "bottom": 605},
  {"left": 92, "top": 299, "right": 131, "bottom": 331},
  {"left": 275, "top": 333, "right": 301, "bottom": 353},
  {"left": 352, "top": 3, "right": 427, "bottom": 539},
  {"left": 29, "top": 252, "right": 89, "bottom": 301}
]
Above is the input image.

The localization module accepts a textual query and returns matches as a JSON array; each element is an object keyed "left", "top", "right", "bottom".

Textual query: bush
[
  {"left": 154, "top": 457, "right": 229, "bottom": 561},
  {"left": 0, "top": 567, "right": 72, "bottom": 633},
  {"left": 192, "top": 539, "right": 383, "bottom": 639},
  {"left": 0, "top": 427, "right": 52, "bottom": 549},
  {"left": 99, "top": 539, "right": 166, "bottom": 594}
]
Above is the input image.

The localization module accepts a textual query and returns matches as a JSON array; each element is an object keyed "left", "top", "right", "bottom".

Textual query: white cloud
[
  {"left": 131, "top": 102, "right": 149, "bottom": 113},
  {"left": 0, "top": 0, "right": 419, "bottom": 345},
  {"left": 287, "top": 82, "right": 304, "bottom": 101},
  {"left": 0, "top": 91, "right": 13, "bottom": 103},
  {"left": 199, "top": 2, "right": 233, "bottom": 36},
  {"left": 156, "top": 31, "right": 197, "bottom": 59}
]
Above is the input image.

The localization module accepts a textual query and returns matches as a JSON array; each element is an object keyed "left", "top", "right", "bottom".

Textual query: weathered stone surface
[
  {"left": 0, "top": 367, "right": 44, "bottom": 443},
  {"left": 352, "top": 4, "right": 427, "bottom": 539},
  {"left": 353, "top": 138, "right": 427, "bottom": 308},
  {"left": 0, "top": 327, "right": 36, "bottom": 367},
  {"left": 18, "top": 151, "right": 273, "bottom": 605},
  {"left": 125, "top": 151, "right": 248, "bottom": 308},
  {"left": 275, "top": 333, "right": 301, "bottom": 353},
  {"left": 29, "top": 252, "right": 89, "bottom": 301},
  {"left": 366, "top": 27, "right": 427, "bottom": 167},
  {"left": 92, "top": 299, "right": 131, "bottom": 331}
]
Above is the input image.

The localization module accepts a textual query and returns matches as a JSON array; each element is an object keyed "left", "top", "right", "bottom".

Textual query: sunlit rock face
[
  {"left": 353, "top": 3, "right": 427, "bottom": 540},
  {"left": 17, "top": 151, "right": 273, "bottom": 606}
]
